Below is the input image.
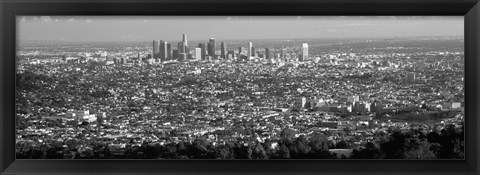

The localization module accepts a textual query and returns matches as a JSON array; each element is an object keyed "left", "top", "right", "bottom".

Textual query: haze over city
[
  {"left": 15, "top": 16, "right": 464, "bottom": 160},
  {"left": 17, "top": 16, "right": 463, "bottom": 42}
]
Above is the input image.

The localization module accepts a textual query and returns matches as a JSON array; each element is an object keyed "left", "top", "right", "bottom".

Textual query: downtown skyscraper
[
  {"left": 152, "top": 40, "right": 159, "bottom": 59},
  {"left": 199, "top": 43, "right": 207, "bottom": 60},
  {"left": 248, "top": 42, "right": 253, "bottom": 59},
  {"left": 208, "top": 38, "right": 216, "bottom": 59},
  {"left": 302, "top": 43, "right": 309, "bottom": 61},
  {"left": 221, "top": 42, "right": 227, "bottom": 59},
  {"left": 265, "top": 48, "right": 270, "bottom": 60},
  {"left": 160, "top": 40, "right": 168, "bottom": 61}
]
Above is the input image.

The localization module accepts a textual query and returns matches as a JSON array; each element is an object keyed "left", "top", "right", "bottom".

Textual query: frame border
[{"left": 1, "top": 0, "right": 479, "bottom": 175}]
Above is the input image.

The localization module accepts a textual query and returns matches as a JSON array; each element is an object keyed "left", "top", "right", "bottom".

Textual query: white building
[{"left": 302, "top": 43, "right": 309, "bottom": 61}]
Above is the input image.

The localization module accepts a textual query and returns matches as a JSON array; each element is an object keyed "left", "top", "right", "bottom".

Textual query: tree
[
  {"left": 280, "top": 128, "right": 295, "bottom": 140},
  {"left": 309, "top": 133, "right": 330, "bottom": 152},
  {"left": 252, "top": 143, "right": 268, "bottom": 159},
  {"left": 335, "top": 140, "right": 352, "bottom": 149},
  {"left": 277, "top": 144, "right": 290, "bottom": 159},
  {"left": 351, "top": 142, "right": 384, "bottom": 159},
  {"left": 404, "top": 138, "right": 437, "bottom": 159}
]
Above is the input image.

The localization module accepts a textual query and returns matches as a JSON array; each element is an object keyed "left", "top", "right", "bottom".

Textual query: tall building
[
  {"left": 199, "top": 43, "right": 207, "bottom": 60},
  {"left": 178, "top": 42, "right": 185, "bottom": 54},
  {"left": 167, "top": 43, "right": 172, "bottom": 60},
  {"left": 153, "top": 40, "right": 160, "bottom": 58},
  {"left": 251, "top": 47, "right": 256, "bottom": 57},
  {"left": 227, "top": 50, "right": 234, "bottom": 60},
  {"left": 265, "top": 48, "right": 270, "bottom": 59},
  {"left": 302, "top": 43, "right": 309, "bottom": 61},
  {"left": 209, "top": 38, "right": 216, "bottom": 59},
  {"left": 182, "top": 34, "right": 188, "bottom": 47},
  {"left": 238, "top": 47, "right": 243, "bottom": 55},
  {"left": 160, "top": 41, "right": 167, "bottom": 61},
  {"left": 137, "top": 53, "right": 142, "bottom": 64},
  {"left": 178, "top": 53, "right": 187, "bottom": 61},
  {"left": 221, "top": 42, "right": 227, "bottom": 59},
  {"left": 195, "top": 47, "right": 202, "bottom": 61},
  {"left": 172, "top": 49, "right": 179, "bottom": 60},
  {"left": 281, "top": 48, "right": 286, "bottom": 59},
  {"left": 248, "top": 42, "right": 253, "bottom": 59}
]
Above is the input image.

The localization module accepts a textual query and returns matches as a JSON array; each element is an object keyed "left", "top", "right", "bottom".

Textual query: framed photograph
[{"left": 1, "top": 0, "right": 479, "bottom": 174}]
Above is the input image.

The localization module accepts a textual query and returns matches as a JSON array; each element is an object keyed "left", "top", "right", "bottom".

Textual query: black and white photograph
[{"left": 15, "top": 16, "right": 464, "bottom": 159}]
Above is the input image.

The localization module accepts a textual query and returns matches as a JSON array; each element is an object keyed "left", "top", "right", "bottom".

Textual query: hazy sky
[{"left": 17, "top": 16, "right": 463, "bottom": 42}]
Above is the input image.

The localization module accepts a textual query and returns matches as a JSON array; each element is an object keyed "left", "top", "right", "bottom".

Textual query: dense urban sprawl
[{"left": 15, "top": 36, "right": 464, "bottom": 159}]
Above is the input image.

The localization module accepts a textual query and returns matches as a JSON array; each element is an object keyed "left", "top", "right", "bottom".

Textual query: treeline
[
  {"left": 16, "top": 133, "right": 338, "bottom": 159},
  {"left": 16, "top": 125, "right": 463, "bottom": 159},
  {"left": 351, "top": 124, "right": 464, "bottom": 159}
]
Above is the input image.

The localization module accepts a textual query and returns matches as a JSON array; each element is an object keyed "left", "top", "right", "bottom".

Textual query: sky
[{"left": 17, "top": 16, "right": 463, "bottom": 42}]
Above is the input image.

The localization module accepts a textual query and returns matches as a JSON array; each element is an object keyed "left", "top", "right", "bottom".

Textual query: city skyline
[
  {"left": 15, "top": 16, "right": 464, "bottom": 160},
  {"left": 17, "top": 16, "right": 463, "bottom": 42}
]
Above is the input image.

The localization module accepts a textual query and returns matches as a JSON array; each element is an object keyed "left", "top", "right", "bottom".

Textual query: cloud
[
  {"left": 86, "top": 19, "right": 93, "bottom": 23},
  {"left": 67, "top": 18, "right": 76, "bottom": 22}
]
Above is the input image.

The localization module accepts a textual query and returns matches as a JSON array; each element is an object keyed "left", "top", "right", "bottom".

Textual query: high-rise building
[
  {"left": 221, "top": 42, "right": 227, "bottom": 59},
  {"left": 209, "top": 38, "right": 216, "bottom": 59},
  {"left": 238, "top": 47, "right": 243, "bottom": 55},
  {"left": 199, "top": 43, "right": 206, "bottom": 60},
  {"left": 265, "top": 48, "right": 270, "bottom": 59},
  {"left": 248, "top": 42, "right": 253, "bottom": 59},
  {"left": 153, "top": 40, "right": 160, "bottom": 58},
  {"left": 178, "top": 53, "right": 187, "bottom": 61},
  {"left": 182, "top": 34, "right": 188, "bottom": 47},
  {"left": 178, "top": 42, "right": 185, "bottom": 54},
  {"left": 227, "top": 50, "right": 234, "bottom": 60},
  {"left": 195, "top": 47, "right": 202, "bottom": 61},
  {"left": 160, "top": 41, "right": 167, "bottom": 61},
  {"left": 302, "top": 43, "right": 309, "bottom": 61},
  {"left": 167, "top": 43, "right": 172, "bottom": 60},
  {"left": 172, "top": 49, "right": 179, "bottom": 60},
  {"left": 281, "top": 48, "right": 286, "bottom": 59},
  {"left": 138, "top": 53, "right": 142, "bottom": 64},
  {"left": 251, "top": 47, "right": 256, "bottom": 57}
]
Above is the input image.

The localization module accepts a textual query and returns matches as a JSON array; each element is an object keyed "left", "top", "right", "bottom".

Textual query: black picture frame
[{"left": 1, "top": 0, "right": 479, "bottom": 175}]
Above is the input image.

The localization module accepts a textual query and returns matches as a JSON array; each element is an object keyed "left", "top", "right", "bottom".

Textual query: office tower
[
  {"left": 159, "top": 40, "right": 164, "bottom": 59},
  {"left": 238, "top": 47, "right": 243, "bottom": 55},
  {"left": 182, "top": 34, "right": 188, "bottom": 47},
  {"left": 281, "top": 48, "right": 286, "bottom": 58},
  {"left": 178, "top": 53, "right": 187, "bottom": 61},
  {"left": 167, "top": 43, "right": 172, "bottom": 60},
  {"left": 227, "top": 50, "right": 234, "bottom": 60},
  {"left": 209, "top": 38, "right": 216, "bottom": 59},
  {"left": 248, "top": 42, "right": 253, "bottom": 59},
  {"left": 153, "top": 40, "right": 159, "bottom": 58},
  {"left": 178, "top": 42, "right": 185, "bottom": 54},
  {"left": 172, "top": 49, "right": 179, "bottom": 60},
  {"left": 302, "top": 43, "right": 309, "bottom": 61},
  {"left": 195, "top": 47, "right": 202, "bottom": 61},
  {"left": 265, "top": 48, "right": 270, "bottom": 59},
  {"left": 160, "top": 41, "right": 167, "bottom": 61},
  {"left": 221, "top": 42, "right": 227, "bottom": 59},
  {"left": 138, "top": 53, "right": 142, "bottom": 64},
  {"left": 199, "top": 43, "right": 207, "bottom": 60},
  {"left": 251, "top": 47, "right": 256, "bottom": 57}
]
